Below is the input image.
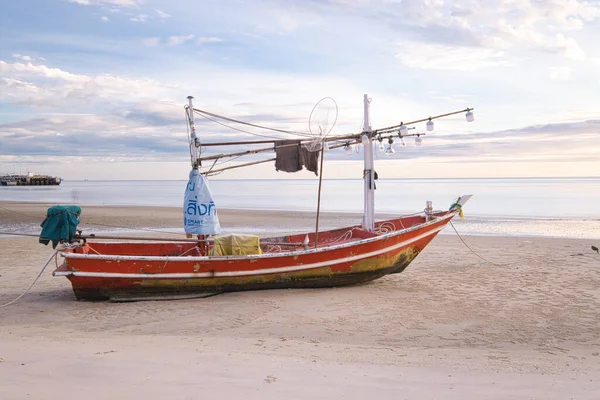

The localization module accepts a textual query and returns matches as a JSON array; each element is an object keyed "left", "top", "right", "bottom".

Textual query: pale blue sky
[{"left": 1, "top": 0, "right": 599, "bottom": 179}]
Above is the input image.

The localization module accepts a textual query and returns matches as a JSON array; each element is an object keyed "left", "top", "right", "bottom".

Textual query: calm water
[{"left": 1, "top": 177, "right": 599, "bottom": 239}]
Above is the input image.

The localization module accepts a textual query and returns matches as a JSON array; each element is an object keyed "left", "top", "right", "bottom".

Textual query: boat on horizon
[
  {"left": 1, "top": 172, "right": 62, "bottom": 186},
  {"left": 49, "top": 95, "right": 474, "bottom": 302}
]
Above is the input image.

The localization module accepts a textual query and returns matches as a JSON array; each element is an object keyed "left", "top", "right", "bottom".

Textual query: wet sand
[{"left": 1, "top": 203, "right": 599, "bottom": 399}]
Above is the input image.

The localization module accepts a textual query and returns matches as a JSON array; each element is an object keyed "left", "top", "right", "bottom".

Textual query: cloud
[
  {"left": 548, "top": 67, "right": 573, "bottom": 81},
  {"left": 141, "top": 36, "right": 222, "bottom": 47},
  {"left": 167, "top": 35, "right": 195, "bottom": 46},
  {"left": 275, "top": 13, "right": 300, "bottom": 32},
  {"left": 129, "top": 14, "right": 148, "bottom": 22},
  {"left": 0, "top": 59, "right": 176, "bottom": 108},
  {"left": 142, "top": 37, "right": 160, "bottom": 47},
  {"left": 1, "top": 77, "right": 40, "bottom": 94},
  {"left": 0, "top": 114, "right": 187, "bottom": 158},
  {"left": 326, "top": 119, "right": 600, "bottom": 164},
  {"left": 12, "top": 54, "right": 33, "bottom": 61},
  {"left": 0, "top": 60, "right": 88, "bottom": 82},
  {"left": 68, "top": 0, "right": 140, "bottom": 6},
  {"left": 197, "top": 37, "right": 223, "bottom": 44},
  {"left": 101, "top": 15, "right": 109, "bottom": 22},
  {"left": 308, "top": 0, "right": 599, "bottom": 64},
  {"left": 155, "top": 9, "right": 171, "bottom": 19},
  {"left": 395, "top": 41, "right": 512, "bottom": 70},
  {"left": 493, "top": 21, "right": 587, "bottom": 60}
]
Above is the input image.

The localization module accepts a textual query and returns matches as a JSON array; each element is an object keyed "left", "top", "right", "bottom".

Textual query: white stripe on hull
[{"left": 54, "top": 224, "right": 445, "bottom": 279}]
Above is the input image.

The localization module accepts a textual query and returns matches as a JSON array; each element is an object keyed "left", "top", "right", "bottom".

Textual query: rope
[
  {"left": 449, "top": 220, "right": 520, "bottom": 267},
  {"left": 0, "top": 231, "right": 38, "bottom": 237},
  {"left": 0, "top": 204, "right": 186, "bottom": 236},
  {"left": 0, "top": 242, "right": 75, "bottom": 308},
  {"left": 0, "top": 204, "right": 40, "bottom": 221},
  {"left": 185, "top": 107, "right": 194, "bottom": 163},
  {"left": 193, "top": 108, "right": 314, "bottom": 137},
  {"left": 194, "top": 111, "right": 291, "bottom": 140}
]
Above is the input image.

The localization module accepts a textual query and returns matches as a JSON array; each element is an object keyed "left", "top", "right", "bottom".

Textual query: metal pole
[
  {"left": 362, "top": 94, "right": 375, "bottom": 231},
  {"left": 187, "top": 96, "right": 199, "bottom": 168}
]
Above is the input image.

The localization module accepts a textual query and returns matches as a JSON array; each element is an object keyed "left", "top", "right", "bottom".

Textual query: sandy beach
[{"left": 1, "top": 202, "right": 599, "bottom": 399}]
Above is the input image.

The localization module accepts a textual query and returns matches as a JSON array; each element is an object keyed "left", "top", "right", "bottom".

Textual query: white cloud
[
  {"left": 0, "top": 60, "right": 88, "bottom": 82},
  {"left": 370, "top": 0, "right": 600, "bottom": 63},
  {"left": 155, "top": 9, "right": 171, "bottom": 19},
  {"left": 548, "top": 67, "right": 573, "bottom": 81},
  {"left": 12, "top": 54, "right": 33, "bottom": 61},
  {"left": 69, "top": 0, "right": 140, "bottom": 6},
  {"left": 129, "top": 14, "right": 148, "bottom": 23},
  {"left": 167, "top": 35, "right": 195, "bottom": 46},
  {"left": 101, "top": 15, "right": 109, "bottom": 22},
  {"left": 197, "top": 37, "right": 223, "bottom": 44},
  {"left": 492, "top": 19, "right": 588, "bottom": 59},
  {"left": 142, "top": 36, "right": 222, "bottom": 47},
  {"left": 395, "top": 41, "right": 512, "bottom": 71},
  {"left": 0, "top": 59, "right": 176, "bottom": 108},
  {"left": 1, "top": 77, "right": 40, "bottom": 94},
  {"left": 275, "top": 13, "right": 300, "bottom": 32},
  {"left": 142, "top": 37, "right": 160, "bottom": 47}
]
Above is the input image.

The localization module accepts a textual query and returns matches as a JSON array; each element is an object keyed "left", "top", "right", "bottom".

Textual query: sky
[{"left": 0, "top": 0, "right": 599, "bottom": 180}]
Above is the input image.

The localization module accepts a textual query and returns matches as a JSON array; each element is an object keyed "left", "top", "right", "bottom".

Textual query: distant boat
[{"left": 0, "top": 173, "right": 61, "bottom": 186}]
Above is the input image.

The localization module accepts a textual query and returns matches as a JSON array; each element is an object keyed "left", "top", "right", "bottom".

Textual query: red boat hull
[{"left": 54, "top": 212, "right": 457, "bottom": 301}]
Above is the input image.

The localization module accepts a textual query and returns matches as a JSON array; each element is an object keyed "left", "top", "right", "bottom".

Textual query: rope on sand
[
  {"left": 0, "top": 243, "right": 74, "bottom": 308},
  {"left": 449, "top": 220, "right": 519, "bottom": 267}
]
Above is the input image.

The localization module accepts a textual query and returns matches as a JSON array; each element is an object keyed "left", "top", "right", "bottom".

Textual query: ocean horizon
[{"left": 1, "top": 177, "right": 598, "bottom": 239}]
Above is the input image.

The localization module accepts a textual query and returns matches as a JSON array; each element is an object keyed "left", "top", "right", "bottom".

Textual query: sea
[{"left": 1, "top": 177, "right": 599, "bottom": 239}]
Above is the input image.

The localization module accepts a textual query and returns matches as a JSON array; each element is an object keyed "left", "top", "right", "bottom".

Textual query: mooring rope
[
  {"left": 0, "top": 243, "right": 77, "bottom": 308},
  {"left": 449, "top": 220, "right": 523, "bottom": 267}
]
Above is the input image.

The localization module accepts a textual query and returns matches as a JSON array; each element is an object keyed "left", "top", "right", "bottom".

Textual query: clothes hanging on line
[
  {"left": 299, "top": 145, "right": 319, "bottom": 176},
  {"left": 274, "top": 140, "right": 319, "bottom": 176},
  {"left": 274, "top": 140, "right": 302, "bottom": 173}
]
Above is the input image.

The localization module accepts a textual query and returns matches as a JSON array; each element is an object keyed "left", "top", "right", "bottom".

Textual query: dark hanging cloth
[
  {"left": 374, "top": 170, "right": 378, "bottom": 189},
  {"left": 275, "top": 140, "right": 320, "bottom": 175},
  {"left": 300, "top": 146, "right": 319, "bottom": 176},
  {"left": 275, "top": 140, "right": 302, "bottom": 173}
]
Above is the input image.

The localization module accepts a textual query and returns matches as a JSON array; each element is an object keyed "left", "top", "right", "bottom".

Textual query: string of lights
[{"left": 190, "top": 106, "right": 475, "bottom": 163}]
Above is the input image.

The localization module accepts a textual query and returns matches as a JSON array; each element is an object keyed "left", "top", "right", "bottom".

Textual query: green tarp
[{"left": 39, "top": 205, "right": 82, "bottom": 249}]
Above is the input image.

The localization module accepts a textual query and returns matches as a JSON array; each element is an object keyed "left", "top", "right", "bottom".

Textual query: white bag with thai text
[{"left": 183, "top": 169, "right": 221, "bottom": 235}]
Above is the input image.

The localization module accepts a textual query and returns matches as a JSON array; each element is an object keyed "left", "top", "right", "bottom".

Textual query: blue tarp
[{"left": 39, "top": 205, "right": 82, "bottom": 248}]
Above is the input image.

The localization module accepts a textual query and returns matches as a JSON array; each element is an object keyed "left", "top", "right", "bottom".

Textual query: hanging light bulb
[
  {"left": 344, "top": 143, "right": 353, "bottom": 155},
  {"left": 426, "top": 118, "right": 434, "bottom": 131},
  {"left": 465, "top": 110, "right": 474, "bottom": 122},
  {"left": 377, "top": 135, "right": 384, "bottom": 151},
  {"left": 355, "top": 143, "right": 360, "bottom": 153},
  {"left": 361, "top": 134, "right": 369, "bottom": 146},
  {"left": 415, "top": 135, "right": 423, "bottom": 146},
  {"left": 399, "top": 123, "right": 408, "bottom": 136},
  {"left": 322, "top": 141, "right": 329, "bottom": 152},
  {"left": 385, "top": 137, "right": 395, "bottom": 155}
]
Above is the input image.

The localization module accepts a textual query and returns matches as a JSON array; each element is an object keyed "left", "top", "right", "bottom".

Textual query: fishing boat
[{"left": 50, "top": 95, "right": 474, "bottom": 302}]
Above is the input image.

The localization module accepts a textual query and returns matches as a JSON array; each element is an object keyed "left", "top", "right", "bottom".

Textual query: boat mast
[
  {"left": 187, "top": 95, "right": 199, "bottom": 168},
  {"left": 362, "top": 94, "right": 375, "bottom": 232}
]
